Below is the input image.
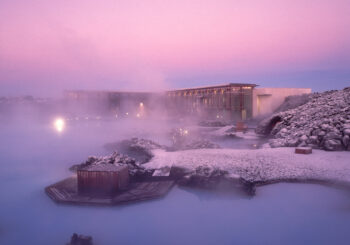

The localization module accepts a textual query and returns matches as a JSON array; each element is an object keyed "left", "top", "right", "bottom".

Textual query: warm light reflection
[{"left": 54, "top": 118, "right": 65, "bottom": 132}]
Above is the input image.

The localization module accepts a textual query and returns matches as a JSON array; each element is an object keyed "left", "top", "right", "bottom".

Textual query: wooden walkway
[{"left": 45, "top": 176, "right": 175, "bottom": 206}]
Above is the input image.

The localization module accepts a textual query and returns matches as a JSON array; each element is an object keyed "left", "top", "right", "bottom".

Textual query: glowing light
[
  {"left": 115, "top": 114, "right": 118, "bottom": 118},
  {"left": 183, "top": 130, "right": 189, "bottom": 135},
  {"left": 136, "top": 113, "right": 141, "bottom": 118},
  {"left": 126, "top": 112, "right": 129, "bottom": 116},
  {"left": 54, "top": 118, "right": 65, "bottom": 132},
  {"left": 139, "top": 102, "right": 144, "bottom": 107}
]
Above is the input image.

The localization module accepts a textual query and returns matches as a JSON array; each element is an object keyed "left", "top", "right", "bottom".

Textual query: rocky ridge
[{"left": 256, "top": 88, "right": 350, "bottom": 151}]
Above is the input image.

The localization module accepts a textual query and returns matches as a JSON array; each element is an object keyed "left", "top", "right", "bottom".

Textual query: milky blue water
[{"left": 1, "top": 119, "right": 350, "bottom": 245}]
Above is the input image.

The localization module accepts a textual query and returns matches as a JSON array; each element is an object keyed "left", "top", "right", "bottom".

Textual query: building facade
[
  {"left": 64, "top": 83, "right": 312, "bottom": 121},
  {"left": 165, "top": 83, "right": 257, "bottom": 121}
]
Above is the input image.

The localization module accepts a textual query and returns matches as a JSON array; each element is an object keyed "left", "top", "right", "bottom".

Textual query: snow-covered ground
[{"left": 146, "top": 148, "right": 350, "bottom": 184}]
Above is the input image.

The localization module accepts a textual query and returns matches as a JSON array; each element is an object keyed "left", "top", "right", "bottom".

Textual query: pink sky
[{"left": 0, "top": 0, "right": 349, "bottom": 95}]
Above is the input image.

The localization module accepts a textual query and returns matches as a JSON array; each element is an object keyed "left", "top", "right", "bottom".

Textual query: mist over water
[{"left": 1, "top": 108, "right": 350, "bottom": 245}]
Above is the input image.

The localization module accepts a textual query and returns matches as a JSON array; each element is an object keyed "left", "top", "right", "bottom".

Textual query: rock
[
  {"left": 342, "top": 135, "right": 350, "bottom": 148},
  {"left": 307, "top": 136, "right": 319, "bottom": 145},
  {"left": 297, "top": 141, "right": 308, "bottom": 147},
  {"left": 317, "top": 130, "right": 326, "bottom": 137},
  {"left": 286, "top": 138, "right": 299, "bottom": 147},
  {"left": 170, "top": 128, "right": 220, "bottom": 150},
  {"left": 324, "top": 139, "right": 344, "bottom": 151},
  {"left": 104, "top": 138, "right": 165, "bottom": 163},
  {"left": 70, "top": 150, "right": 150, "bottom": 178},
  {"left": 269, "top": 139, "right": 286, "bottom": 148},
  {"left": 324, "top": 132, "right": 342, "bottom": 140},
  {"left": 344, "top": 129, "right": 350, "bottom": 136},
  {"left": 169, "top": 166, "right": 193, "bottom": 179},
  {"left": 177, "top": 166, "right": 255, "bottom": 195},
  {"left": 67, "top": 233, "right": 93, "bottom": 245},
  {"left": 300, "top": 135, "right": 308, "bottom": 142}
]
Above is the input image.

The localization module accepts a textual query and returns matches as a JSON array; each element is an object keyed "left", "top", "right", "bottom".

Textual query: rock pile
[
  {"left": 170, "top": 128, "right": 221, "bottom": 150},
  {"left": 70, "top": 151, "right": 153, "bottom": 178},
  {"left": 256, "top": 88, "right": 350, "bottom": 151},
  {"left": 105, "top": 137, "right": 165, "bottom": 163},
  {"left": 171, "top": 165, "right": 255, "bottom": 195}
]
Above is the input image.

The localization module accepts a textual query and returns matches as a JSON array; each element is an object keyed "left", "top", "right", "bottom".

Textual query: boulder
[
  {"left": 324, "top": 139, "right": 344, "bottom": 151},
  {"left": 344, "top": 129, "right": 350, "bottom": 136},
  {"left": 342, "top": 135, "right": 350, "bottom": 148}
]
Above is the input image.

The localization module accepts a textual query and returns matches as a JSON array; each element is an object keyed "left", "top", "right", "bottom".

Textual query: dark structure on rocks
[{"left": 77, "top": 165, "right": 129, "bottom": 196}]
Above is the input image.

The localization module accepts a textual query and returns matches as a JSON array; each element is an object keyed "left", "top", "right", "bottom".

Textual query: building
[
  {"left": 165, "top": 83, "right": 257, "bottom": 121},
  {"left": 64, "top": 83, "right": 311, "bottom": 121},
  {"left": 77, "top": 165, "right": 129, "bottom": 197}
]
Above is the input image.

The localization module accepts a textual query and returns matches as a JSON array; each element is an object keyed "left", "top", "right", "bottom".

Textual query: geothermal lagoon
[{"left": 1, "top": 118, "right": 350, "bottom": 245}]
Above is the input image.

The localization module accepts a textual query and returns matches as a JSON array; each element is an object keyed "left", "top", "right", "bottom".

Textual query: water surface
[{"left": 1, "top": 119, "right": 350, "bottom": 245}]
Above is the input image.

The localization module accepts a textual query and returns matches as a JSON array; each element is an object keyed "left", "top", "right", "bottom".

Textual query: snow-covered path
[{"left": 146, "top": 148, "right": 350, "bottom": 184}]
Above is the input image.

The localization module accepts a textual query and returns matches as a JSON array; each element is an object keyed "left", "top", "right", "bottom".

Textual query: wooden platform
[{"left": 45, "top": 176, "right": 175, "bottom": 206}]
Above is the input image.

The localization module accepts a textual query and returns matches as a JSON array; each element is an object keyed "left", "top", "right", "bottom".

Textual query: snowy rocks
[
  {"left": 176, "top": 166, "right": 255, "bottom": 195},
  {"left": 343, "top": 135, "right": 350, "bottom": 149},
  {"left": 104, "top": 138, "right": 165, "bottom": 163},
  {"left": 343, "top": 129, "right": 350, "bottom": 136},
  {"left": 256, "top": 88, "right": 350, "bottom": 151},
  {"left": 324, "top": 139, "right": 343, "bottom": 151},
  {"left": 70, "top": 151, "right": 153, "bottom": 179},
  {"left": 170, "top": 128, "right": 220, "bottom": 151}
]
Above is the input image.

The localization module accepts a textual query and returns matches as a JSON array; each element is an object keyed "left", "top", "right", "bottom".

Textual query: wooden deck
[{"left": 45, "top": 176, "right": 175, "bottom": 206}]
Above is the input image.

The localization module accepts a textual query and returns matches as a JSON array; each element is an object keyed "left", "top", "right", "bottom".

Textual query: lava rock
[
  {"left": 324, "top": 139, "right": 343, "bottom": 151},
  {"left": 256, "top": 88, "right": 350, "bottom": 151},
  {"left": 104, "top": 138, "right": 165, "bottom": 163}
]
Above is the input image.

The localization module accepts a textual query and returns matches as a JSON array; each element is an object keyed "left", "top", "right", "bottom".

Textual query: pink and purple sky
[{"left": 0, "top": 0, "right": 349, "bottom": 96}]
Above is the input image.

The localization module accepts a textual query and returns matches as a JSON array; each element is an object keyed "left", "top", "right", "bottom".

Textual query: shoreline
[{"left": 145, "top": 147, "right": 350, "bottom": 194}]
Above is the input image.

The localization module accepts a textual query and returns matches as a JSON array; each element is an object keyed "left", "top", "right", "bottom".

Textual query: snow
[{"left": 145, "top": 148, "right": 350, "bottom": 184}]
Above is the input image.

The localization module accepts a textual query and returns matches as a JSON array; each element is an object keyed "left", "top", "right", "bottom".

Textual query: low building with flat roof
[{"left": 64, "top": 83, "right": 312, "bottom": 121}]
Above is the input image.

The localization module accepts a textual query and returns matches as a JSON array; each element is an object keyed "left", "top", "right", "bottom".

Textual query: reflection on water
[{"left": 1, "top": 120, "right": 350, "bottom": 245}]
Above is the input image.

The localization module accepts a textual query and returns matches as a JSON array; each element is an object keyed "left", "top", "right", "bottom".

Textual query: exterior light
[{"left": 54, "top": 118, "right": 65, "bottom": 133}]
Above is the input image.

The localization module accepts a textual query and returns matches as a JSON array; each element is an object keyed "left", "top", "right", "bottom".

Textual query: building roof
[
  {"left": 79, "top": 164, "right": 128, "bottom": 172},
  {"left": 167, "top": 83, "right": 258, "bottom": 92}
]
